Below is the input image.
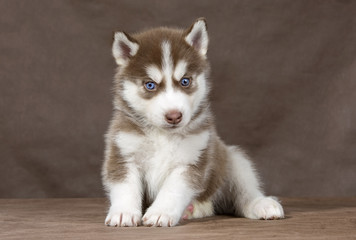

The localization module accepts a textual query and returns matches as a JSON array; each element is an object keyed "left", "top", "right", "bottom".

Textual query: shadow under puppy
[{"left": 102, "top": 18, "right": 284, "bottom": 227}]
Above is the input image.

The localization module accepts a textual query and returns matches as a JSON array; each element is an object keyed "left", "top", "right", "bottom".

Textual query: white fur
[
  {"left": 112, "top": 32, "right": 139, "bottom": 65},
  {"left": 122, "top": 80, "right": 146, "bottom": 113},
  {"left": 183, "top": 200, "right": 214, "bottom": 219},
  {"left": 227, "top": 146, "right": 263, "bottom": 204},
  {"left": 245, "top": 196, "right": 285, "bottom": 220},
  {"left": 138, "top": 128, "right": 212, "bottom": 226},
  {"left": 145, "top": 65, "right": 163, "bottom": 83},
  {"left": 174, "top": 60, "right": 187, "bottom": 80},
  {"left": 142, "top": 130, "right": 210, "bottom": 199},
  {"left": 161, "top": 41, "right": 173, "bottom": 82},
  {"left": 149, "top": 89, "right": 192, "bottom": 127},
  {"left": 226, "top": 146, "right": 284, "bottom": 219},
  {"left": 113, "top": 130, "right": 210, "bottom": 199},
  {"left": 109, "top": 129, "right": 210, "bottom": 227},
  {"left": 191, "top": 72, "right": 208, "bottom": 113},
  {"left": 143, "top": 166, "right": 196, "bottom": 227},
  {"left": 105, "top": 163, "right": 143, "bottom": 227},
  {"left": 115, "top": 132, "right": 144, "bottom": 157}
]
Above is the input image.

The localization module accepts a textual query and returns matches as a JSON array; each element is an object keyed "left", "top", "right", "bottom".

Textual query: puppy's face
[{"left": 112, "top": 19, "right": 210, "bottom": 131}]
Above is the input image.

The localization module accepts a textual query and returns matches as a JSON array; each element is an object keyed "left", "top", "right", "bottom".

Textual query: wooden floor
[{"left": 1, "top": 198, "right": 355, "bottom": 239}]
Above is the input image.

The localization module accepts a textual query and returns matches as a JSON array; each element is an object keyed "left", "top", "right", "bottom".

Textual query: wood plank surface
[{"left": 1, "top": 198, "right": 355, "bottom": 239}]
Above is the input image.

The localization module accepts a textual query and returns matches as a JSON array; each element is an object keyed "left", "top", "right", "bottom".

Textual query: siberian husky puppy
[{"left": 102, "top": 18, "right": 284, "bottom": 227}]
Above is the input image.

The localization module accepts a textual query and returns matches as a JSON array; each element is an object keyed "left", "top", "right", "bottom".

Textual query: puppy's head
[{"left": 112, "top": 18, "right": 210, "bottom": 131}]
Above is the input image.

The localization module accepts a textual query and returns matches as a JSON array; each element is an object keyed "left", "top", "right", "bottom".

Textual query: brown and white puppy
[{"left": 102, "top": 18, "right": 284, "bottom": 227}]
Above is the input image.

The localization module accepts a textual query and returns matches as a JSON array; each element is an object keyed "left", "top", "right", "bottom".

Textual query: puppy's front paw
[
  {"left": 105, "top": 206, "right": 142, "bottom": 227},
  {"left": 142, "top": 209, "right": 180, "bottom": 227},
  {"left": 245, "top": 196, "right": 284, "bottom": 220}
]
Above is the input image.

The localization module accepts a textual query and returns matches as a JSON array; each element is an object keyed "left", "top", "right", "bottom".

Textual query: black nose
[{"left": 165, "top": 110, "right": 182, "bottom": 125}]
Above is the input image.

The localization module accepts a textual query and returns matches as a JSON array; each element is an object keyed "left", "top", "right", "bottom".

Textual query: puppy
[{"left": 102, "top": 18, "right": 284, "bottom": 227}]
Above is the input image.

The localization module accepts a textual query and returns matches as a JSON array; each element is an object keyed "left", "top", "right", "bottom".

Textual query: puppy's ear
[
  {"left": 184, "top": 18, "right": 208, "bottom": 56},
  {"left": 112, "top": 32, "right": 139, "bottom": 65}
]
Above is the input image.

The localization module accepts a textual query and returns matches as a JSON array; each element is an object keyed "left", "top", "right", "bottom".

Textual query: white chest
[{"left": 115, "top": 130, "right": 210, "bottom": 198}]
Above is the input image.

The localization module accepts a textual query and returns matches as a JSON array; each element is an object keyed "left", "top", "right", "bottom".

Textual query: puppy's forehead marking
[
  {"left": 146, "top": 65, "right": 162, "bottom": 83},
  {"left": 174, "top": 60, "right": 187, "bottom": 81},
  {"left": 161, "top": 41, "right": 173, "bottom": 82}
]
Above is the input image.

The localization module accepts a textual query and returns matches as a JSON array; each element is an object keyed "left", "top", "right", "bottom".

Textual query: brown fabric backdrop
[{"left": 1, "top": 0, "right": 355, "bottom": 198}]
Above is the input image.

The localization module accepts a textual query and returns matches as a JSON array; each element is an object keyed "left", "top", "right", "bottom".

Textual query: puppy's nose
[{"left": 165, "top": 110, "right": 182, "bottom": 125}]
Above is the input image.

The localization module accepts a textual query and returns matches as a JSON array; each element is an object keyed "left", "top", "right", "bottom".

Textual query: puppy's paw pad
[
  {"left": 182, "top": 204, "right": 194, "bottom": 220},
  {"left": 182, "top": 200, "right": 214, "bottom": 220},
  {"left": 105, "top": 209, "right": 142, "bottom": 227},
  {"left": 247, "top": 197, "right": 284, "bottom": 220}
]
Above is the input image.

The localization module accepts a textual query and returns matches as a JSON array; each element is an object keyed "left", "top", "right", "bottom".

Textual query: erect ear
[
  {"left": 184, "top": 18, "right": 209, "bottom": 56},
  {"left": 112, "top": 31, "right": 139, "bottom": 65}
]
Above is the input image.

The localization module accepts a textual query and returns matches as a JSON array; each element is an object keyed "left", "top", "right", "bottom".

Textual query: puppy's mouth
[
  {"left": 162, "top": 121, "right": 188, "bottom": 130},
  {"left": 164, "top": 123, "right": 181, "bottom": 129}
]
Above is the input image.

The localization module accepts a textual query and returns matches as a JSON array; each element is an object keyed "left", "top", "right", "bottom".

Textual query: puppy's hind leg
[
  {"left": 226, "top": 146, "right": 284, "bottom": 220},
  {"left": 182, "top": 199, "right": 215, "bottom": 220}
]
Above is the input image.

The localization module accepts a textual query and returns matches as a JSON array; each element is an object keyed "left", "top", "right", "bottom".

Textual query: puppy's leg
[
  {"left": 142, "top": 167, "right": 197, "bottom": 227},
  {"left": 227, "top": 146, "right": 284, "bottom": 220},
  {"left": 104, "top": 162, "right": 143, "bottom": 227}
]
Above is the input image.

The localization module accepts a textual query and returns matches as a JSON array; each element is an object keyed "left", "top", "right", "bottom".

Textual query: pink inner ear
[
  {"left": 191, "top": 30, "right": 202, "bottom": 50},
  {"left": 119, "top": 41, "right": 131, "bottom": 59}
]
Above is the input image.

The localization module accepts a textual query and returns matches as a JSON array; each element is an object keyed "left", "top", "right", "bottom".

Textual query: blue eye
[
  {"left": 145, "top": 81, "right": 156, "bottom": 91},
  {"left": 180, "top": 77, "right": 191, "bottom": 87}
]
